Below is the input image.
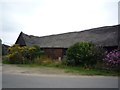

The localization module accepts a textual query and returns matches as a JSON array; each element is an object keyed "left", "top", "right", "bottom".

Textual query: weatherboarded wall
[
  {"left": 104, "top": 46, "right": 118, "bottom": 52},
  {"left": 43, "top": 48, "right": 65, "bottom": 59}
]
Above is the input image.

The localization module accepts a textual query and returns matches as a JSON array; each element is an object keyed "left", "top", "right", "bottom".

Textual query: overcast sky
[{"left": 0, "top": 0, "right": 119, "bottom": 45}]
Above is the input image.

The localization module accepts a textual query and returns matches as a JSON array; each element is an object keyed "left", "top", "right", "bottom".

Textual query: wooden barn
[{"left": 15, "top": 24, "right": 120, "bottom": 59}]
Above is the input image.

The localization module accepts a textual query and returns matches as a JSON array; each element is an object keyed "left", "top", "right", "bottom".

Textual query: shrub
[
  {"left": 104, "top": 49, "right": 120, "bottom": 70},
  {"left": 2, "top": 56, "right": 9, "bottom": 64},
  {"left": 66, "top": 42, "right": 105, "bottom": 68},
  {"left": 6, "top": 44, "right": 44, "bottom": 64},
  {"left": 7, "top": 44, "right": 23, "bottom": 64},
  {"left": 33, "top": 55, "right": 50, "bottom": 65},
  {"left": 61, "top": 58, "right": 68, "bottom": 66}
]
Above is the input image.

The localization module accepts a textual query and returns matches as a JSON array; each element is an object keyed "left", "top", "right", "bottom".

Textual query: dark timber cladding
[
  {"left": 15, "top": 24, "right": 120, "bottom": 59},
  {"left": 43, "top": 48, "right": 64, "bottom": 59}
]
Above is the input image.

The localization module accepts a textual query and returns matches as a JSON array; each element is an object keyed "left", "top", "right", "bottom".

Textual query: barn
[
  {"left": 15, "top": 24, "right": 120, "bottom": 59},
  {"left": 2, "top": 44, "right": 10, "bottom": 56}
]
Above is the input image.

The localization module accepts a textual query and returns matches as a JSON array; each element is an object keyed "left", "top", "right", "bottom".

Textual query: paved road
[{"left": 2, "top": 73, "right": 118, "bottom": 88}]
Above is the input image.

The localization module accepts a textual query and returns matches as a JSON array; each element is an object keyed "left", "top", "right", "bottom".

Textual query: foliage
[
  {"left": 7, "top": 44, "right": 23, "bottom": 64},
  {"left": 2, "top": 56, "right": 10, "bottom": 64},
  {"left": 103, "top": 49, "right": 120, "bottom": 70},
  {"left": 6, "top": 44, "right": 44, "bottom": 64},
  {"left": 66, "top": 42, "right": 105, "bottom": 68},
  {"left": 34, "top": 55, "right": 53, "bottom": 65}
]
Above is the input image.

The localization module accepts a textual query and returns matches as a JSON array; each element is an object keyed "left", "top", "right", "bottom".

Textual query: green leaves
[
  {"left": 66, "top": 42, "right": 105, "bottom": 68},
  {"left": 6, "top": 44, "right": 44, "bottom": 64}
]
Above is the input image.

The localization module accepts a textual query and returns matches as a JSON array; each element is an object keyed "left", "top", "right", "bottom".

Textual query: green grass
[
  {"left": 64, "top": 67, "right": 119, "bottom": 76},
  {"left": 15, "top": 63, "right": 119, "bottom": 76}
]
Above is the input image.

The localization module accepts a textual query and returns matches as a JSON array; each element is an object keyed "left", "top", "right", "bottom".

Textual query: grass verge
[{"left": 15, "top": 63, "right": 119, "bottom": 76}]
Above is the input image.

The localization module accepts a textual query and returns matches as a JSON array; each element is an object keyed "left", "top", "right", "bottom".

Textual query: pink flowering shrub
[{"left": 104, "top": 49, "right": 120, "bottom": 70}]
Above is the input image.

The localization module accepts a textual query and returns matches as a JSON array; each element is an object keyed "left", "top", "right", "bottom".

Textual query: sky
[{"left": 0, "top": 0, "right": 119, "bottom": 45}]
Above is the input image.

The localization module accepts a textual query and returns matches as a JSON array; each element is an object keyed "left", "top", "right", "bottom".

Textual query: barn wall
[
  {"left": 43, "top": 48, "right": 66, "bottom": 59},
  {"left": 103, "top": 46, "right": 118, "bottom": 52},
  {"left": 43, "top": 46, "right": 118, "bottom": 59}
]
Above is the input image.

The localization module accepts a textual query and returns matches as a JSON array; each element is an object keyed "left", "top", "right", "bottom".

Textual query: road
[{"left": 2, "top": 73, "right": 118, "bottom": 88}]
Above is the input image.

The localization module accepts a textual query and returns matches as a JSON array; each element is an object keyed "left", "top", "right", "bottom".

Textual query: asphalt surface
[{"left": 2, "top": 73, "right": 118, "bottom": 88}]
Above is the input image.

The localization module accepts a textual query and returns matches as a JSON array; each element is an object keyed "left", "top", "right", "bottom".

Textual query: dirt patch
[{"left": 2, "top": 64, "right": 71, "bottom": 75}]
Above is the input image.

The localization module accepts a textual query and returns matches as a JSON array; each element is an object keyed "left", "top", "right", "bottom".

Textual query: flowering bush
[
  {"left": 104, "top": 49, "right": 120, "bottom": 70},
  {"left": 6, "top": 44, "right": 44, "bottom": 64}
]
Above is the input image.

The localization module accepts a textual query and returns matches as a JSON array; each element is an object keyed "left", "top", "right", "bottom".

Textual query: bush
[
  {"left": 33, "top": 55, "right": 52, "bottom": 65},
  {"left": 7, "top": 44, "right": 23, "bottom": 64},
  {"left": 66, "top": 42, "right": 105, "bottom": 68},
  {"left": 2, "top": 56, "right": 9, "bottom": 64},
  {"left": 103, "top": 49, "right": 120, "bottom": 70},
  {"left": 6, "top": 44, "right": 44, "bottom": 64}
]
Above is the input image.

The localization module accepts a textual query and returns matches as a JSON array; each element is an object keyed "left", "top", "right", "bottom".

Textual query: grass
[
  {"left": 15, "top": 63, "right": 119, "bottom": 76},
  {"left": 64, "top": 67, "right": 119, "bottom": 76}
]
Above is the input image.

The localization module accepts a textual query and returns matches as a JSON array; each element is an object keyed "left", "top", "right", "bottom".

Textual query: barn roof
[{"left": 16, "top": 24, "right": 120, "bottom": 48}]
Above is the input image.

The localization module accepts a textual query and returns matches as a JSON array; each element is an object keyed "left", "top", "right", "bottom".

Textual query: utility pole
[
  {"left": 118, "top": 2, "right": 120, "bottom": 50},
  {"left": 118, "top": 25, "right": 120, "bottom": 50}
]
